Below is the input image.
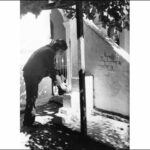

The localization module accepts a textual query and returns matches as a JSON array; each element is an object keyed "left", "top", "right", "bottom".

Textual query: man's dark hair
[{"left": 53, "top": 39, "right": 68, "bottom": 51}]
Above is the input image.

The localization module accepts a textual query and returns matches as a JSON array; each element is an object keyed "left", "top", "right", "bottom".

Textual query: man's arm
[{"left": 49, "top": 68, "right": 59, "bottom": 82}]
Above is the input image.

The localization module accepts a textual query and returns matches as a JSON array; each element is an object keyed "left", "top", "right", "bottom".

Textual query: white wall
[
  {"left": 68, "top": 18, "right": 129, "bottom": 116},
  {"left": 120, "top": 29, "right": 130, "bottom": 53},
  {"left": 84, "top": 22, "right": 129, "bottom": 116}
]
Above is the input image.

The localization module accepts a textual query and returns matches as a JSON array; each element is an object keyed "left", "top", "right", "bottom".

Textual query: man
[{"left": 23, "top": 39, "right": 68, "bottom": 126}]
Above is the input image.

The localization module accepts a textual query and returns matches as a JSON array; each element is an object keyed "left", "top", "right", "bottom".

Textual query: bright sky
[{"left": 20, "top": 10, "right": 51, "bottom": 65}]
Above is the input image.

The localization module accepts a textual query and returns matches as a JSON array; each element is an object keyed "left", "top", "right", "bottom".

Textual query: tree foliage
[
  {"left": 20, "top": 0, "right": 129, "bottom": 31},
  {"left": 62, "top": 0, "right": 129, "bottom": 32}
]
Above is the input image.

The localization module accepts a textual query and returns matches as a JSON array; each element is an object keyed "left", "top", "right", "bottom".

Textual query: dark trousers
[{"left": 23, "top": 73, "right": 40, "bottom": 126}]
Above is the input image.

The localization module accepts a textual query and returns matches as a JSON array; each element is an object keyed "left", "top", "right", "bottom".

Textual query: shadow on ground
[{"left": 20, "top": 101, "right": 116, "bottom": 150}]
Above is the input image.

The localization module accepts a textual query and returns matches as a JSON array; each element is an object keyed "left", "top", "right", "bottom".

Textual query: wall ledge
[{"left": 84, "top": 18, "right": 130, "bottom": 63}]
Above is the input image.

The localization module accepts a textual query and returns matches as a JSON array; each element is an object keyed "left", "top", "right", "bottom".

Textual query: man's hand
[{"left": 56, "top": 74, "right": 68, "bottom": 92}]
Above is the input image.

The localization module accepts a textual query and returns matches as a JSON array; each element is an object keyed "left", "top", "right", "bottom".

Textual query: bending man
[{"left": 23, "top": 39, "right": 68, "bottom": 126}]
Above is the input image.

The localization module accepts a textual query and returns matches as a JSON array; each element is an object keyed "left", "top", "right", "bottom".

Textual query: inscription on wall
[{"left": 98, "top": 52, "right": 121, "bottom": 71}]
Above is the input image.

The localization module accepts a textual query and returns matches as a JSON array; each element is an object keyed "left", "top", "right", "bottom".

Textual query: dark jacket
[{"left": 23, "top": 44, "right": 57, "bottom": 82}]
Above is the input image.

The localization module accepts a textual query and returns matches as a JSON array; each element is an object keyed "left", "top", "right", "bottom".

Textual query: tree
[{"left": 20, "top": 0, "right": 129, "bottom": 32}]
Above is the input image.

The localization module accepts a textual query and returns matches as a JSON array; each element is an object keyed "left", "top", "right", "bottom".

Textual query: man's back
[{"left": 23, "top": 44, "right": 56, "bottom": 79}]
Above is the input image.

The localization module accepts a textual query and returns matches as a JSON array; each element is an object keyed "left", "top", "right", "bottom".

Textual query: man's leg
[{"left": 23, "top": 78, "right": 38, "bottom": 126}]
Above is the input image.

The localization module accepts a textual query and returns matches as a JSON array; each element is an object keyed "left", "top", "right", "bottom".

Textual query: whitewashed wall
[
  {"left": 84, "top": 21, "right": 129, "bottom": 116},
  {"left": 68, "top": 18, "right": 129, "bottom": 116}
]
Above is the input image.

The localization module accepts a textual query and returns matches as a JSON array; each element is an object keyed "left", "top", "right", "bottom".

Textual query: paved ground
[
  {"left": 59, "top": 107, "right": 129, "bottom": 150},
  {"left": 20, "top": 66, "right": 129, "bottom": 150},
  {"left": 20, "top": 102, "right": 117, "bottom": 150}
]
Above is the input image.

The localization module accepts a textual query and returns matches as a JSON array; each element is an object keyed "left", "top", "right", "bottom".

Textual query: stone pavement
[
  {"left": 59, "top": 109, "right": 129, "bottom": 150},
  {"left": 20, "top": 101, "right": 117, "bottom": 150},
  {"left": 54, "top": 94, "right": 129, "bottom": 150}
]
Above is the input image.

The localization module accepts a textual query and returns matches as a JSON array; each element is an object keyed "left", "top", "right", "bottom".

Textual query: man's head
[{"left": 53, "top": 39, "right": 68, "bottom": 53}]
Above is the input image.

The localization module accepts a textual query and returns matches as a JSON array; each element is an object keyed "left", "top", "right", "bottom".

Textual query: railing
[
  {"left": 53, "top": 54, "right": 67, "bottom": 95},
  {"left": 54, "top": 55, "right": 67, "bottom": 78}
]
